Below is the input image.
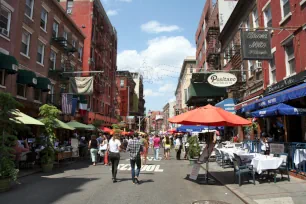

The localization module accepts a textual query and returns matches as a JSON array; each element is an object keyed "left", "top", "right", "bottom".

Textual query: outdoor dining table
[
  {"left": 216, "top": 147, "right": 256, "bottom": 162},
  {"left": 251, "top": 154, "right": 283, "bottom": 174}
]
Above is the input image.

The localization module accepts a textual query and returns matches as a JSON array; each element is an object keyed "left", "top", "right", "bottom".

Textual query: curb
[{"left": 200, "top": 164, "right": 256, "bottom": 204}]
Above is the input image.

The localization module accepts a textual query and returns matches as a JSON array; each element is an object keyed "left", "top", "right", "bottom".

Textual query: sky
[{"left": 101, "top": 0, "right": 205, "bottom": 112}]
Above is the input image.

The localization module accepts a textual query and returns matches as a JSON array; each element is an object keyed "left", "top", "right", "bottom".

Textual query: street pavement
[{"left": 0, "top": 149, "right": 244, "bottom": 204}]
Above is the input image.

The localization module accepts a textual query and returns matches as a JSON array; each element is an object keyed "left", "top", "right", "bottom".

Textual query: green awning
[
  {"left": 87, "top": 124, "right": 96, "bottom": 131},
  {"left": 39, "top": 118, "right": 75, "bottom": 130},
  {"left": 36, "top": 77, "right": 51, "bottom": 92},
  {"left": 17, "top": 69, "right": 37, "bottom": 86},
  {"left": 66, "top": 120, "right": 91, "bottom": 129},
  {"left": 0, "top": 53, "right": 19, "bottom": 74},
  {"left": 10, "top": 110, "right": 44, "bottom": 126}
]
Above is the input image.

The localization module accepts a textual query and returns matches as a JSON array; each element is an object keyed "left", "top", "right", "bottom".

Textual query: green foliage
[
  {"left": 187, "top": 136, "right": 201, "bottom": 159},
  {"left": 112, "top": 124, "right": 120, "bottom": 129},
  {"left": 0, "top": 93, "right": 23, "bottom": 181},
  {"left": 39, "top": 104, "right": 60, "bottom": 165},
  {"left": 92, "top": 119, "right": 103, "bottom": 129}
]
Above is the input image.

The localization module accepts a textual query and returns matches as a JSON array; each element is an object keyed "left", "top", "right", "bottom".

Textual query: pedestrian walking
[
  {"left": 142, "top": 135, "right": 149, "bottom": 165},
  {"left": 175, "top": 136, "right": 182, "bottom": 160},
  {"left": 126, "top": 134, "right": 143, "bottom": 184},
  {"left": 88, "top": 135, "right": 98, "bottom": 166},
  {"left": 98, "top": 135, "right": 108, "bottom": 164},
  {"left": 108, "top": 134, "right": 122, "bottom": 183},
  {"left": 164, "top": 135, "right": 171, "bottom": 160},
  {"left": 153, "top": 135, "right": 161, "bottom": 160}
]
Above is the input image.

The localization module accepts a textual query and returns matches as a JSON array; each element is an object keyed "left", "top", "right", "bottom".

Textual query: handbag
[{"left": 100, "top": 144, "right": 108, "bottom": 151}]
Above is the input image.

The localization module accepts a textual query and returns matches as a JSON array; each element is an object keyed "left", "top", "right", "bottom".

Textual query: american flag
[{"left": 62, "top": 93, "right": 73, "bottom": 115}]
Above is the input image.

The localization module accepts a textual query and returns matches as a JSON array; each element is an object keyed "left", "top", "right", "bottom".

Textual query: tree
[{"left": 0, "top": 93, "right": 23, "bottom": 182}]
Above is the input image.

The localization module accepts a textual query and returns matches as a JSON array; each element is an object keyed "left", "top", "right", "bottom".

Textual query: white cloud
[
  {"left": 159, "top": 83, "right": 176, "bottom": 93},
  {"left": 144, "top": 89, "right": 162, "bottom": 97},
  {"left": 106, "top": 9, "right": 119, "bottom": 16},
  {"left": 141, "top": 21, "right": 181, "bottom": 34}
]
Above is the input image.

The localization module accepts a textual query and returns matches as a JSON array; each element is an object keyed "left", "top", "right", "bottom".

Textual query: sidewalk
[{"left": 203, "top": 162, "right": 306, "bottom": 204}]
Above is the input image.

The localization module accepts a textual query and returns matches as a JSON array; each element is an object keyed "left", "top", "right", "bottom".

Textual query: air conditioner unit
[
  {"left": 1, "top": 28, "right": 9, "bottom": 37},
  {"left": 67, "top": 9, "right": 72, "bottom": 14}
]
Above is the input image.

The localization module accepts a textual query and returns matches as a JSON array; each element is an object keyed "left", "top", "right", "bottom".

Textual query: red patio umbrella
[
  {"left": 101, "top": 127, "right": 112, "bottom": 133},
  {"left": 171, "top": 104, "right": 251, "bottom": 127}
]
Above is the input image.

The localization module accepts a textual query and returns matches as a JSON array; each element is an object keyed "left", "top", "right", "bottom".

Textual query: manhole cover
[{"left": 192, "top": 201, "right": 230, "bottom": 204}]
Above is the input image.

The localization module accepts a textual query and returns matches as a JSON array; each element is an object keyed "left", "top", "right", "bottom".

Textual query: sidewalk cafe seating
[
  {"left": 274, "top": 153, "right": 290, "bottom": 182},
  {"left": 20, "top": 152, "right": 37, "bottom": 169},
  {"left": 233, "top": 154, "right": 255, "bottom": 186},
  {"left": 214, "top": 148, "right": 222, "bottom": 165},
  {"left": 220, "top": 151, "right": 231, "bottom": 168}
]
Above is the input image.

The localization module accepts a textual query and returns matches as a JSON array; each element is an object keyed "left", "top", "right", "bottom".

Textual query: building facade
[
  {"left": 60, "top": 0, "right": 118, "bottom": 125},
  {"left": 163, "top": 103, "right": 170, "bottom": 131},
  {"left": 175, "top": 56, "right": 197, "bottom": 113},
  {"left": 0, "top": 0, "right": 85, "bottom": 117},
  {"left": 131, "top": 72, "right": 145, "bottom": 116}
]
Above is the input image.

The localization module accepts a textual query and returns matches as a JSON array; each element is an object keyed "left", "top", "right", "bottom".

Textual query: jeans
[
  {"left": 130, "top": 158, "right": 141, "bottom": 181},
  {"left": 109, "top": 152, "right": 120, "bottom": 179},
  {"left": 90, "top": 149, "right": 98, "bottom": 162},
  {"left": 154, "top": 148, "right": 160, "bottom": 160},
  {"left": 176, "top": 146, "right": 181, "bottom": 160}
]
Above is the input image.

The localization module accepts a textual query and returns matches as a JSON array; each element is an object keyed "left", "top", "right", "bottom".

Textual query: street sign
[
  {"left": 241, "top": 31, "right": 272, "bottom": 60},
  {"left": 207, "top": 72, "right": 237, "bottom": 87}
]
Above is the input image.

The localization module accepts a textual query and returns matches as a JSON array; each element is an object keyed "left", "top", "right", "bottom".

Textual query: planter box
[
  {"left": 55, "top": 152, "right": 72, "bottom": 162},
  {"left": 0, "top": 177, "right": 11, "bottom": 192}
]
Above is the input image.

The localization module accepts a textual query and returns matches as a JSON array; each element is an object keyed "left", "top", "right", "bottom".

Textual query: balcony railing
[{"left": 52, "top": 37, "right": 77, "bottom": 53}]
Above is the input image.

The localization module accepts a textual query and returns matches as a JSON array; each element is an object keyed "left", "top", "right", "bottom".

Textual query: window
[
  {"left": 40, "top": 8, "right": 48, "bottom": 31},
  {"left": 248, "top": 60, "right": 255, "bottom": 78},
  {"left": 0, "top": 6, "right": 11, "bottom": 37},
  {"left": 49, "top": 84, "right": 54, "bottom": 103},
  {"left": 190, "top": 65, "right": 193, "bottom": 73},
  {"left": 67, "top": 0, "right": 73, "bottom": 13},
  {"left": 285, "top": 41, "right": 295, "bottom": 76},
  {"left": 52, "top": 21, "right": 59, "bottom": 38},
  {"left": 34, "top": 88, "right": 41, "bottom": 101},
  {"left": 78, "top": 46, "right": 83, "bottom": 61},
  {"left": 252, "top": 8, "right": 259, "bottom": 28},
  {"left": 184, "top": 89, "right": 188, "bottom": 103},
  {"left": 72, "top": 39, "right": 76, "bottom": 48},
  {"left": 21, "top": 31, "right": 30, "bottom": 56},
  {"left": 269, "top": 53, "right": 276, "bottom": 84},
  {"left": 37, "top": 41, "right": 45, "bottom": 64},
  {"left": 25, "top": 0, "right": 34, "bottom": 19},
  {"left": 281, "top": 0, "right": 290, "bottom": 18},
  {"left": 63, "top": 31, "right": 68, "bottom": 40},
  {"left": 17, "top": 83, "right": 26, "bottom": 98},
  {"left": 0, "top": 70, "right": 5, "bottom": 86},
  {"left": 264, "top": 6, "right": 272, "bottom": 28},
  {"left": 50, "top": 50, "right": 56, "bottom": 70},
  {"left": 120, "top": 79, "right": 124, "bottom": 88}
]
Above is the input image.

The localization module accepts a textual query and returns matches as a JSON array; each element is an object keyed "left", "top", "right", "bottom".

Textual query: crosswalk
[{"left": 117, "top": 164, "right": 164, "bottom": 172}]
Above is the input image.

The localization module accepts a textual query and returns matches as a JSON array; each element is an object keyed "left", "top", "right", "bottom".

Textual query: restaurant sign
[
  {"left": 241, "top": 31, "right": 272, "bottom": 60},
  {"left": 207, "top": 72, "right": 237, "bottom": 87},
  {"left": 264, "top": 70, "right": 306, "bottom": 95}
]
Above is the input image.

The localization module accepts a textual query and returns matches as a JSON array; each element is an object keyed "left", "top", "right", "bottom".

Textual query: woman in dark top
[{"left": 88, "top": 135, "right": 98, "bottom": 166}]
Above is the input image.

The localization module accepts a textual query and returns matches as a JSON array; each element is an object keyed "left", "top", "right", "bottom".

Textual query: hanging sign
[
  {"left": 241, "top": 31, "right": 272, "bottom": 60},
  {"left": 207, "top": 72, "right": 237, "bottom": 87}
]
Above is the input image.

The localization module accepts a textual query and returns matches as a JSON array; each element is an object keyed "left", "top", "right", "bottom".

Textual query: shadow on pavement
[{"left": 184, "top": 174, "right": 224, "bottom": 186}]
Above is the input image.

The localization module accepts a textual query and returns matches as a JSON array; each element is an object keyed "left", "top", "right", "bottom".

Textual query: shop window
[
  {"left": 120, "top": 79, "right": 124, "bottom": 88},
  {"left": 0, "top": 70, "right": 5, "bottom": 86},
  {"left": 37, "top": 41, "right": 45, "bottom": 64},
  {"left": 25, "top": 0, "right": 34, "bottom": 19},
  {"left": 281, "top": 0, "right": 290, "bottom": 18},
  {"left": 0, "top": 5, "right": 12, "bottom": 38},
  {"left": 252, "top": 7, "right": 259, "bottom": 28},
  {"left": 34, "top": 88, "right": 41, "bottom": 101},
  {"left": 52, "top": 21, "right": 59, "bottom": 38},
  {"left": 49, "top": 50, "right": 56, "bottom": 70},
  {"left": 40, "top": 8, "right": 48, "bottom": 31},
  {"left": 284, "top": 41, "right": 295, "bottom": 76},
  {"left": 21, "top": 30, "right": 31, "bottom": 56},
  {"left": 17, "top": 83, "right": 26, "bottom": 98}
]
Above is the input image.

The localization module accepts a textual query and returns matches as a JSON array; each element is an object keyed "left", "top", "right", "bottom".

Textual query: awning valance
[
  {"left": 0, "top": 53, "right": 18, "bottom": 74},
  {"left": 11, "top": 110, "right": 44, "bottom": 126},
  {"left": 215, "top": 98, "right": 236, "bottom": 114},
  {"left": 242, "top": 83, "right": 306, "bottom": 112},
  {"left": 251, "top": 103, "right": 306, "bottom": 118},
  {"left": 177, "top": 125, "right": 216, "bottom": 132},
  {"left": 66, "top": 120, "right": 91, "bottom": 129},
  {"left": 17, "top": 70, "right": 37, "bottom": 86},
  {"left": 36, "top": 77, "right": 51, "bottom": 92}
]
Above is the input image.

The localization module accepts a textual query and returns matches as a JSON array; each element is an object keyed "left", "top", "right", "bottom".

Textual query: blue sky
[{"left": 102, "top": 0, "right": 205, "bottom": 112}]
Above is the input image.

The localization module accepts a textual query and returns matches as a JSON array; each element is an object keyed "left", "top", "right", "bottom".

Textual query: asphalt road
[{"left": 0, "top": 150, "right": 244, "bottom": 204}]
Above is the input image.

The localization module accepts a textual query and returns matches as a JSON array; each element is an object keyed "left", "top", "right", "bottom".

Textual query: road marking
[{"left": 117, "top": 164, "right": 164, "bottom": 172}]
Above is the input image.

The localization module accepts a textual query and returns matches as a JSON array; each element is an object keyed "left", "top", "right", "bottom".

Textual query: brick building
[
  {"left": 60, "top": 0, "right": 118, "bottom": 125},
  {"left": 0, "top": 0, "right": 85, "bottom": 117}
]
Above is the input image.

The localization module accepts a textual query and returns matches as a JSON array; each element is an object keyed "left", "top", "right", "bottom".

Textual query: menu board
[
  {"left": 270, "top": 143, "right": 284, "bottom": 154},
  {"left": 189, "top": 163, "right": 201, "bottom": 180}
]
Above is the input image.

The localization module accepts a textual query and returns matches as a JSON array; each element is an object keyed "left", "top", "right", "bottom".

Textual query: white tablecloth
[
  {"left": 217, "top": 148, "right": 255, "bottom": 162},
  {"left": 251, "top": 155, "right": 283, "bottom": 174},
  {"left": 294, "top": 149, "right": 306, "bottom": 167}
]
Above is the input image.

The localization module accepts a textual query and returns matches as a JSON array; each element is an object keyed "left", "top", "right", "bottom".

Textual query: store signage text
[
  {"left": 241, "top": 31, "right": 272, "bottom": 60},
  {"left": 207, "top": 72, "right": 237, "bottom": 87}
]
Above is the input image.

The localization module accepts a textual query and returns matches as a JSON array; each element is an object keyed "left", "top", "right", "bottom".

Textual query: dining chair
[
  {"left": 214, "top": 149, "right": 222, "bottom": 165},
  {"left": 232, "top": 155, "right": 255, "bottom": 186},
  {"left": 274, "top": 153, "right": 290, "bottom": 182},
  {"left": 220, "top": 151, "right": 231, "bottom": 168}
]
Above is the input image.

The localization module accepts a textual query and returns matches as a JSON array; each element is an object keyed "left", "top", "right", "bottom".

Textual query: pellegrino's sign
[
  {"left": 207, "top": 72, "right": 237, "bottom": 87},
  {"left": 241, "top": 31, "right": 272, "bottom": 60}
]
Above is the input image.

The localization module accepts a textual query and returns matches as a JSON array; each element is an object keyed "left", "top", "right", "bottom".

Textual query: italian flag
[{"left": 79, "top": 99, "right": 88, "bottom": 116}]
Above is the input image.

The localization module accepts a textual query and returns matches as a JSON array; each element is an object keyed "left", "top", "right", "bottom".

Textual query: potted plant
[
  {"left": 39, "top": 104, "right": 60, "bottom": 173},
  {"left": 187, "top": 135, "right": 201, "bottom": 165},
  {"left": 0, "top": 93, "right": 24, "bottom": 192}
]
